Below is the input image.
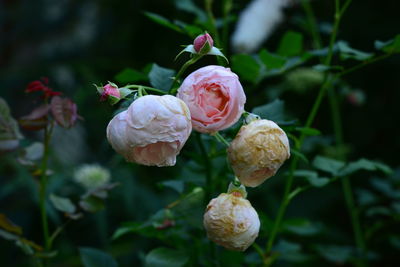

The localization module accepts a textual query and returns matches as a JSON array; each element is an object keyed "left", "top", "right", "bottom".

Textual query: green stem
[
  {"left": 39, "top": 122, "right": 53, "bottom": 266},
  {"left": 170, "top": 56, "right": 202, "bottom": 95},
  {"left": 125, "top": 85, "right": 166, "bottom": 95},
  {"left": 213, "top": 132, "right": 230, "bottom": 147},
  {"left": 266, "top": 0, "right": 348, "bottom": 255},
  {"left": 205, "top": 0, "right": 221, "bottom": 47},
  {"left": 196, "top": 133, "right": 213, "bottom": 201},
  {"left": 221, "top": 0, "right": 233, "bottom": 53},
  {"left": 337, "top": 53, "right": 392, "bottom": 78},
  {"left": 328, "top": 81, "right": 367, "bottom": 267},
  {"left": 301, "top": 0, "right": 322, "bottom": 49}
]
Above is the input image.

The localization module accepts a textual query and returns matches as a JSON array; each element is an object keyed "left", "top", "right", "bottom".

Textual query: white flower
[
  {"left": 106, "top": 95, "right": 192, "bottom": 167},
  {"left": 74, "top": 164, "right": 111, "bottom": 189},
  {"left": 231, "top": 0, "right": 292, "bottom": 53},
  {"left": 203, "top": 193, "right": 260, "bottom": 251},
  {"left": 228, "top": 119, "right": 290, "bottom": 187}
]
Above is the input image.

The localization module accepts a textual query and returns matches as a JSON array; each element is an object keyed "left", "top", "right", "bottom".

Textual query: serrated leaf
[
  {"left": 148, "top": 64, "right": 175, "bottom": 92},
  {"left": 79, "top": 247, "right": 118, "bottom": 267},
  {"left": 144, "top": 12, "right": 183, "bottom": 33},
  {"left": 145, "top": 247, "right": 189, "bottom": 267},
  {"left": 115, "top": 68, "right": 147, "bottom": 83},
  {"left": 277, "top": 31, "right": 303, "bottom": 57},
  {"left": 231, "top": 54, "right": 260, "bottom": 83},
  {"left": 259, "top": 49, "right": 286, "bottom": 69},
  {"left": 312, "top": 156, "right": 345, "bottom": 176},
  {"left": 338, "top": 41, "right": 374, "bottom": 61},
  {"left": 50, "top": 194, "right": 76, "bottom": 214}
]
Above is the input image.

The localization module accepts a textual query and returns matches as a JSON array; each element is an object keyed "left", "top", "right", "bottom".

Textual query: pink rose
[
  {"left": 177, "top": 65, "right": 246, "bottom": 133},
  {"left": 106, "top": 95, "right": 192, "bottom": 167}
]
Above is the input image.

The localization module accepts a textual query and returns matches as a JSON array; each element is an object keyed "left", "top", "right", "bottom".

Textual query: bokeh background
[{"left": 1, "top": 0, "right": 399, "bottom": 266}]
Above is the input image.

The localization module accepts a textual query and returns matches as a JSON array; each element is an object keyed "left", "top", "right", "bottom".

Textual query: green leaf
[
  {"left": 49, "top": 194, "right": 76, "bottom": 214},
  {"left": 79, "top": 247, "right": 118, "bottom": 267},
  {"left": 295, "top": 127, "right": 321, "bottom": 136},
  {"left": 115, "top": 68, "right": 147, "bottom": 84},
  {"left": 275, "top": 240, "right": 309, "bottom": 262},
  {"left": 283, "top": 218, "right": 320, "bottom": 236},
  {"left": 259, "top": 49, "right": 286, "bottom": 69},
  {"left": 339, "top": 158, "right": 392, "bottom": 176},
  {"left": 294, "top": 170, "right": 329, "bottom": 187},
  {"left": 252, "top": 99, "right": 285, "bottom": 123},
  {"left": 144, "top": 12, "right": 183, "bottom": 33},
  {"left": 315, "top": 245, "right": 353, "bottom": 264},
  {"left": 159, "top": 180, "right": 184, "bottom": 194},
  {"left": 312, "top": 156, "right": 345, "bottom": 176},
  {"left": 277, "top": 31, "right": 303, "bottom": 57},
  {"left": 231, "top": 54, "right": 260, "bottom": 83},
  {"left": 375, "top": 34, "right": 400, "bottom": 53},
  {"left": 148, "top": 64, "right": 176, "bottom": 92},
  {"left": 174, "top": 0, "right": 207, "bottom": 21},
  {"left": 338, "top": 41, "right": 374, "bottom": 61},
  {"left": 0, "top": 214, "right": 22, "bottom": 235},
  {"left": 145, "top": 247, "right": 189, "bottom": 267}
]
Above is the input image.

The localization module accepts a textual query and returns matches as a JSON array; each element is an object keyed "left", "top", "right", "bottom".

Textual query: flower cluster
[{"left": 102, "top": 34, "right": 290, "bottom": 251}]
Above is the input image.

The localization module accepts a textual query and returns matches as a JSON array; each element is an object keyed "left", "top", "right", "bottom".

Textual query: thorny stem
[
  {"left": 301, "top": 0, "right": 322, "bottom": 49},
  {"left": 265, "top": 0, "right": 352, "bottom": 258}
]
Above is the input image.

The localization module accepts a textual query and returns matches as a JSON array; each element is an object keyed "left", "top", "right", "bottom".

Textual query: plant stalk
[{"left": 265, "top": 0, "right": 349, "bottom": 256}]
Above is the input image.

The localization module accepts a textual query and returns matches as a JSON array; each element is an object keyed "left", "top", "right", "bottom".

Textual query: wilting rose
[
  {"left": 106, "top": 95, "right": 192, "bottom": 167},
  {"left": 203, "top": 192, "right": 260, "bottom": 251},
  {"left": 177, "top": 65, "right": 246, "bottom": 133},
  {"left": 228, "top": 119, "right": 290, "bottom": 187}
]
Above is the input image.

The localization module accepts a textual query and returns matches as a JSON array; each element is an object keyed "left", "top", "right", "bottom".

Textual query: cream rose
[
  {"left": 203, "top": 192, "right": 260, "bottom": 251},
  {"left": 228, "top": 119, "right": 290, "bottom": 187},
  {"left": 106, "top": 95, "right": 192, "bottom": 167},
  {"left": 177, "top": 65, "right": 246, "bottom": 133}
]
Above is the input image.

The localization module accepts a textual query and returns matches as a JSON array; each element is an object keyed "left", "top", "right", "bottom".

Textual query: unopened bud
[{"left": 193, "top": 33, "right": 214, "bottom": 54}]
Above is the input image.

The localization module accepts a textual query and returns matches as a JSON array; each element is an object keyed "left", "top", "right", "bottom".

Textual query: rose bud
[
  {"left": 203, "top": 191, "right": 260, "bottom": 251},
  {"left": 228, "top": 119, "right": 290, "bottom": 187},
  {"left": 106, "top": 95, "right": 192, "bottom": 167},
  {"left": 100, "top": 83, "right": 120, "bottom": 102},
  {"left": 193, "top": 33, "right": 214, "bottom": 54},
  {"left": 177, "top": 65, "right": 246, "bottom": 133}
]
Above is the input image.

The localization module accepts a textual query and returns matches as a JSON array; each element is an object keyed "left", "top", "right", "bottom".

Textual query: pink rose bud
[
  {"left": 106, "top": 95, "right": 192, "bottom": 167},
  {"left": 177, "top": 65, "right": 246, "bottom": 133},
  {"left": 193, "top": 33, "right": 214, "bottom": 54},
  {"left": 100, "top": 83, "right": 120, "bottom": 101}
]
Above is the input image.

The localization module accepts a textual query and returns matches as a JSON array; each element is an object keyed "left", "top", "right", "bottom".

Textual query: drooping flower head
[
  {"left": 177, "top": 65, "right": 246, "bottom": 133},
  {"left": 228, "top": 119, "right": 290, "bottom": 187},
  {"left": 203, "top": 191, "right": 260, "bottom": 251},
  {"left": 107, "top": 95, "right": 192, "bottom": 167}
]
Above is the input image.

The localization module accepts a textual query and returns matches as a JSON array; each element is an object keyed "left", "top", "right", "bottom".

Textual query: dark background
[{"left": 1, "top": 0, "right": 399, "bottom": 266}]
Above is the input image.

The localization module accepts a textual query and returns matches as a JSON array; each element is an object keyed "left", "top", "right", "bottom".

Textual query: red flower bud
[
  {"left": 193, "top": 33, "right": 214, "bottom": 54},
  {"left": 100, "top": 83, "right": 120, "bottom": 101}
]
